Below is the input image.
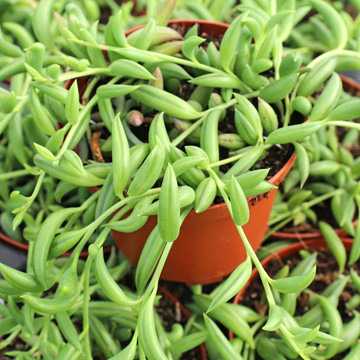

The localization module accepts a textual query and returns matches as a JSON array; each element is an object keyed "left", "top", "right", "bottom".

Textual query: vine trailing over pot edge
[{"left": 1, "top": 0, "right": 360, "bottom": 359}]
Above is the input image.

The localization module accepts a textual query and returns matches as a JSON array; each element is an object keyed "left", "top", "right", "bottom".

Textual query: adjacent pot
[
  {"left": 234, "top": 237, "right": 354, "bottom": 303},
  {"left": 66, "top": 20, "right": 296, "bottom": 285},
  {"left": 230, "top": 237, "right": 354, "bottom": 340}
]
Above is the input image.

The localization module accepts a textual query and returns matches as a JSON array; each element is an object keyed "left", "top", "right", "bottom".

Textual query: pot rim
[
  {"left": 124, "top": 19, "right": 230, "bottom": 37},
  {"left": 0, "top": 231, "right": 28, "bottom": 251},
  {"left": 0, "top": 230, "right": 112, "bottom": 258},
  {"left": 270, "top": 220, "right": 358, "bottom": 240}
]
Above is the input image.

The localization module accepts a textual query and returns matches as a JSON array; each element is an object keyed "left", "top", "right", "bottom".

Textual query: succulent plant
[{"left": 1, "top": 1, "right": 360, "bottom": 359}]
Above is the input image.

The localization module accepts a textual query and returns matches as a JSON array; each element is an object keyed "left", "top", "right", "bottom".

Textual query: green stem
[
  {"left": 183, "top": 314, "right": 199, "bottom": 335},
  {"left": 328, "top": 121, "right": 360, "bottom": 131},
  {"left": 171, "top": 98, "right": 238, "bottom": 146},
  {"left": 264, "top": 216, "right": 294, "bottom": 241},
  {"left": 279, "top": 325, "right": 310, "bottom": 360},
  {"left": 267, "top": 188, "right": 344, "bottom": 227},
  {"left": 69, "top": 189, "right": 161, "bottom": 261},
  {"left": 54, "top": 95, "right": 98, "bottom": 163},
  {"left": 28, "top": 170, "right": 45, "bottom": 203},
  {"left": 73, "top": 40, "right": 224, "bottom": 74},
  {"left": 55, "top": 74, "right": 123, "bottom": 163},
  {"left": 0, "top": 168, "right": 32, "bottom": 181},
  {"left": 0, "top": 98, "right": 27, "bottom": 136},
  {"left": 308, "top": 49, "right": 360, "bottom": 68},
  {"left": 27, "top": 236, "right": 35, "bottom": 273},
  {"left": 59, "top": 68, "right": 113, "bottom": 82},
  {"left": 208, "top": 168, "right": 276, "bottom": 306},
  {"left": 273, "top": 39, "right": 282, "bottom": 81},
  {"left": 143, "top": 242, "right": 173, "bottom": 301},
  {"left": 82, "top": 257, "right": 93, "bottom": 360},
  {"left": 283, "top": 96, "right": 291, "bottom": 127},
  {"left": 14, "top": 170, "right": 46, "bottom": 218},
  {"left": 142, "top": 206, "right": 192, "bottom": 300},
  {"left": 24, "top": 315, "right": 51, "bottom": 356},
  {"left": 209, "top": 145, "right": 271, "bottom": 168},
  {"left": 82, "top": 76, "right": 101, "bottom": 103},
  {"left": 209, "top": 151, "right": 248, "bottom": 168},
  {"left": 236, "top": 225, "right": 275, "bottom": 305},
  {"left": 289, "top": 72, "right": 303, "bottom": 105},
  {"left": 171, "top": 91, "right": 259, "bottom": 147},
  {"left": 70, "top": 204, "right": 131, "bottom": 261},
  {"left": 171, "top": 115, "right": 206, "bottom": 147},
  {"left": 251, "top": 319, "right": 267, "bottom": 336},
  {"left": 0, "top": 328, "right": 21, "bottom": 351}
]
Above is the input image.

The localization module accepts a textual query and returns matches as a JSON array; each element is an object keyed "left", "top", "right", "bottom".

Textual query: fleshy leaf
[{"left": 269, "top": 266, "right": 316, "bottom": 293}]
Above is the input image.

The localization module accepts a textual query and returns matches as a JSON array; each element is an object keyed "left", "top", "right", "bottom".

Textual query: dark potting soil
[
  {"left": 169, "top": 22, "right": 224, "bottom": 51},
  {"left": 239, "top": 247, "right": 360, "bottom": 360},
  {"left": 0, "top": 336, "right": 29, "bottom": 360},
  {"left": 99, "top": 0, "right": 145, "bottom": 24},
  {"left": 157, "top": 280, "right": 207, "bottom": 360},
  {"left": 256, "top": 143, "right": 294, "bottom": 179}
]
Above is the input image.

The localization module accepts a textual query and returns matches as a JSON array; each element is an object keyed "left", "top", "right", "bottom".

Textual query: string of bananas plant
[{"left": 1, "top": 0, "right": 360, "bottom": 359}]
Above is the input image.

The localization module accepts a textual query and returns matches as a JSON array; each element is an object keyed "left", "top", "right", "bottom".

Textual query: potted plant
[
  {"left": 2, "top": 1, "right": 360, "bottom": 359},
  {"left": 227, "top": 232, "right": 360, "bottom": 360},
  {"left": 20, "top": 0, "right": 360, "bottom": 286}
]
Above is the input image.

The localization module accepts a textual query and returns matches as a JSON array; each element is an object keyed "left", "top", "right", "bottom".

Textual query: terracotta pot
[
  {"left": 229, "top": 237, "right": 354, "bottom": 340},
  {"left": 112, "top": 20, "right": 296, "bottom": 285},
  {"left": 115, "top": 153, "right": 295, "bottom": 285},
  {"left": 269, "top": 74, "right": 359, "bottom": 242},
  {"left": 158, "top": 285, "right": 208, "bottom": 360},
  {"left": 64, "top": 20, "right": 296, "bottom": 285}
]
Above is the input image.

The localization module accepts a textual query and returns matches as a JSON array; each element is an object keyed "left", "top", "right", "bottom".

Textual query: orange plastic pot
[
  {"left": 229, "top": 237, "right": 354, "bottom": 339},
  {"left": 114, "top": 153, "right": 296, "bottom": 285},
  {"left": 111, "top": 20, "right": 297, "bottom": 285}
]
